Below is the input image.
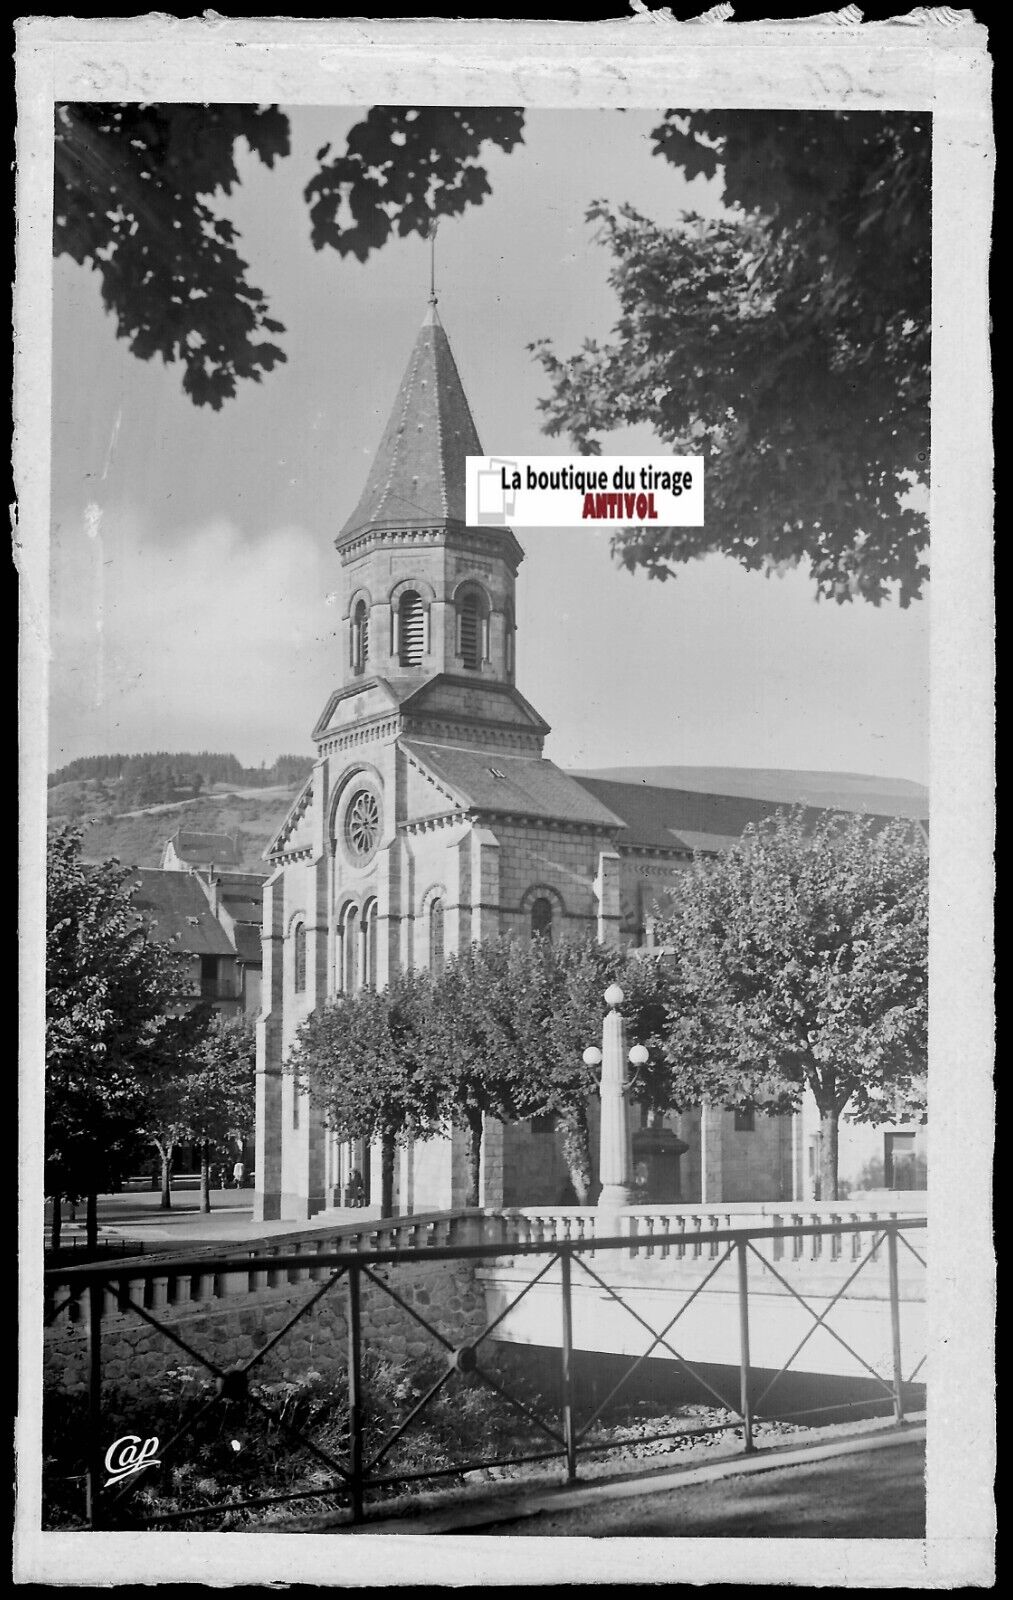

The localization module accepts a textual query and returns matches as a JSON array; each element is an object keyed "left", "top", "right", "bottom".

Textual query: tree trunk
[
  {"left": 200, "top": 1141, "right": 211, "bottom": 1214},
  {"left": 465, "top": 1109, "right": 483, "bottom": 1209},
  {"left": 559, "top": 1106, "right": 593, "bottom": 1205},
  {"left": 50, "top": 1193, "right": 62, "bottom": 1252},
  {"left": 159, "top": 1146, "right": 173, "bottom": 1210},
  {"left": 380, "top": 1131, "right": 396, "bottom": 1218},
  {"left": 819, "top": 1108, "right": 840, "bottom": 1202},
  {"left": 86, "top": 1190, "right": 98, "bottom": 1254}
]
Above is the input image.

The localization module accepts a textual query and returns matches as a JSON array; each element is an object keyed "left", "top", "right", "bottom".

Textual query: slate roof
[
  {"left": 574, "top": 767, "right": 929, "bottom": 821},
  {"left": 169, "top": 829, "right": 240, "bottom": 866},
  {"left": 231, "top": 924, "right": 264, "bottom": 963},
  {"left": 569, "top": 776, "right": 922, "bottom": 855},
  {"left": 127, "top": 869, "right": 235, "bottom": 956},
  {"left": 338, "top": 305, "right": 484, "bottom": 543},
  {"left": 402, "top": 741, "right": 626, "bottom": 828}
]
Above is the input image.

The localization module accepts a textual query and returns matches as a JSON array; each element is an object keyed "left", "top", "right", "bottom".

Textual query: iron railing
[{"left": 42, "top": 1215, "right": 926, "bottom": 1532}]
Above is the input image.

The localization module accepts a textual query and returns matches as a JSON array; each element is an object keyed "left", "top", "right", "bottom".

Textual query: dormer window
[
  {"left": 351, "top": 599, "right": 369, "bottom": 675},
  {"left": 397, "top": 590, "right": 425, "bottom": 666},
  {"left": 456, "top": 587, "right": 490, "bottom": 670}
]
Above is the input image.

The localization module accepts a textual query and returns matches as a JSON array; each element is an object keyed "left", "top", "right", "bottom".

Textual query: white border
[{"left": 15, "top": 12, "right": 995, "bottom": 1587}]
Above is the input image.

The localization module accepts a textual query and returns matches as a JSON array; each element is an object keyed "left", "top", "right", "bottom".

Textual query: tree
[
  {"left": 653, "top": 809, "right": 928, "bottom": 1200},
  {"left": 136, "top": 1006, "right": 216, "bottom": 1211},
  {"left": 45, "top": 826, "right": 191, "bottom": 1248},
  {"left": 180, "top": 1014, "right": 257, "bottom": 1214},
  {"left": 54, "top": 104, "right": 521, "bottom": 410},
  {"left": 289, "top": 970, "right": 440, "bottom": 1217},
  {"left": 422, "top": 937, "right": 552, "bottom": 1207},
  {"left": 532, "top": 112, "right": 930, "bottom": 607}
]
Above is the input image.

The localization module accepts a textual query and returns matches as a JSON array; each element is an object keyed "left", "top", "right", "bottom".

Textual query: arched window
[
  {"left": 341, "top": 904, "right": 359, "bottom": 995},
  {"left": 351, "top": 599, "right": 369, "bottom": 674},
  {"left": 430, "top": 898, "right": 445, "bottom": 977},
  {"left": 457, "top": 589, "right": 489, "bottom": 670},
  {"left": 398, "top": 590, "right": 425, "bottom": 665},
  {"left": 293, "top": 922, "right": 307, "bottom": 991},
  {"left": 504, "top": 605, "right": 515, "bottom": 680},
  {"left": 530, "top": 896, "right": 553, "bottom": 941},
  {"left": 362, "top": 900, "right": 378, "bottom": 989}
]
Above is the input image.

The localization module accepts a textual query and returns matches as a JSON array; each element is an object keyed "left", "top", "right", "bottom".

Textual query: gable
[{"left": 312, "top": 676, "right": 402, "bottom": 741}]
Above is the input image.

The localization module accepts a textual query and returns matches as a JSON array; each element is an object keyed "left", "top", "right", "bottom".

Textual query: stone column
[
  {"left": 597, "top": 985, "right": 634, "bottom": 1220},
  {"left": 253, "top": 870, "right": 285, "bottom": 1222},
  {"left": 594, "top": 851, "right": 623, "bottom": 945}
]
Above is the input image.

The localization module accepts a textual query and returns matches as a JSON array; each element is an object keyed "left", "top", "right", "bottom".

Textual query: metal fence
[{"left": 42, "top": 1215, "right": 926, "bottom": 1531}]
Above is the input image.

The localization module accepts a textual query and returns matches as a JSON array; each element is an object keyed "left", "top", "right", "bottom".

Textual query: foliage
[
  {"left": 291, "top": 932, "right": 676, "bottom": 1208},
  {"left": 54, "top": 103, "right": 290, "bottom": 408},
  {"left": 304, "top": 107, "right": 525, "bottom": 261},
  {"left": 55, "top": 104, "right": 929, "bottom": 604},
  {"left": 42, "top": 1352, "right": 553, "bottom": 1531},
  {"left": 140, "top": 1012, "right": 256, "bottom": 1209},
  {"left": 653, "top": 808, "right": 928, "bottom": 1198},
  {"left": 44, "top": 826, "right": 192, "bottom": 1205},
  {"left": 49, "top": 749, "right": 314, "bottom": 794},
  {"left": 290, "top": 969, "right": 442, "bottom": 1213},
  {"left": 532, "top": 111, "right": 930, "bottom": 607}
]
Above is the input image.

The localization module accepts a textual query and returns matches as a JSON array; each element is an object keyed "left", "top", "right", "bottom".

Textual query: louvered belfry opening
[
  {"left": 352, "top": 600, "right": 369, "bottom": 674},
  {"left": 399, "top": 590, "right": 425, "bottom": 665},
  {"left": 459, "top": 593, "right": 481, "bottom": 669}
]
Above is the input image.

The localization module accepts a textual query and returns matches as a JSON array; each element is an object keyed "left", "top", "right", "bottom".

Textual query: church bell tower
[{"left": 336, "top": 301, "right": 523, "bottom": 696}]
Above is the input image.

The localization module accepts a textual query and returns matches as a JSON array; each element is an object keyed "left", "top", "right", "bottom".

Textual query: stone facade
[{"left": 45, "top": 1258, "right": 486, "bottom": 1406}]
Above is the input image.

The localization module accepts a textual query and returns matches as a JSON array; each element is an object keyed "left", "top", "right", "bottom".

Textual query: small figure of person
[
  {"left": 344, "top": 1168, "right": 364, "bottom": 1208},
  {"left": 232, "top": 1159, "right": 246, "bottom": 1190}
]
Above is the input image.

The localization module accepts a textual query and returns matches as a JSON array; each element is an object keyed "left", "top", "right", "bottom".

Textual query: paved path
[
  {"left": 474, "top": 1437, "right": 926, "bottom": 1539},
  {"left": 359, "top": 1428, "right": 925, "bottom": 1541},
  {"left": 46, "top": 1189, "right": 379, "bottom": 1249}
]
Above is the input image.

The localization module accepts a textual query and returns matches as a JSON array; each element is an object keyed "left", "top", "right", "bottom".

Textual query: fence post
[
  {"left": 560, "top": 1251, "right": 577, "bottom": 1485},
  {"left": 347, "top": 1263, "right": 364, "bottom": 1523},
  {"left": 887, "top": 1225, "right": 905, "bottom": 1424},
  {"left": 85, "top": 1280, "right": 104, "bottom": 1529},
  {"left": 736, "top": 1239, "right": 754, "bottom": 1454}
]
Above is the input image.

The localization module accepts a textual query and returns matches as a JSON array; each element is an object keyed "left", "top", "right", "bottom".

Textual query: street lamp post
[{"left": 583, "top": 983, "right": 643, "bottom": 1221}]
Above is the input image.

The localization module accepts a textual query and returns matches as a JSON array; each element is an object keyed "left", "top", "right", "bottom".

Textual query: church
[{"left": 253, "top": 300, "right": 927, "bottom": 1224}]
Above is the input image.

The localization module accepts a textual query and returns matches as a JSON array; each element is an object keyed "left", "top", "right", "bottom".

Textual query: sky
[{"left": 49, "top": 107, "right": 930, "bottom": 785}]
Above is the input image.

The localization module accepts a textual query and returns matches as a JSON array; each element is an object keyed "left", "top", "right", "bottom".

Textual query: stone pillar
[
  {"left": 253, "top": 871, "right": 285, "bottom": 1222},
  {"left": 700, "top": 1102, "right": 724, "bottom": 1205},
  {"left": 479, "top": 1115, "right": 506, "bottom": 1209},
  {"left": 594, "top": 851, "right": 623, "bottom": 945},
  {"left": 597, "top": 986, "right": 634, "bottom": 1220},
  {"left": 470, "top": 827, "right": 501, "bottom": 943}
]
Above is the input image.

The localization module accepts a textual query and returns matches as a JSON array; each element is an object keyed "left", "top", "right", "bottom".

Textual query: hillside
[{"left": 48, "top": 782, "right": 303, "bottom": 872}]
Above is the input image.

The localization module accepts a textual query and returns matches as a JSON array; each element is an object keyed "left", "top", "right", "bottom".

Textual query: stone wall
[{"left": 45, "top": 1258, "right": 486, "bottom": 1408}]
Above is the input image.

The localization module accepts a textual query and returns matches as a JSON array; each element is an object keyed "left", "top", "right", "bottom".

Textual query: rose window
[{"left": 345, "top": 789, "right": 380, "bottom": 859}]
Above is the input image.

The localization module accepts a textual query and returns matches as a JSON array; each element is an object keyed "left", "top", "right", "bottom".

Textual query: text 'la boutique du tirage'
[{"left": 465, "top": 455, "right": 704, "bottom": 529}]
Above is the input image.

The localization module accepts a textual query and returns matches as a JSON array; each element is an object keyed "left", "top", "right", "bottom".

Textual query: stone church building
[{"left": 253, "top": 303, "right": 926, "bottom": 1224}]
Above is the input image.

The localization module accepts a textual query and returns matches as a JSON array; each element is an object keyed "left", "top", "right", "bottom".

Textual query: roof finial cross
[{"left": 428, "top": 218, "right": 439, "bottom": 306}]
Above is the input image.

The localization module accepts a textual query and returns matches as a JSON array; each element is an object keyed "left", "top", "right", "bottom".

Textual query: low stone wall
[{"left": 45, "top": 1258, "right": 486, "bottom": 1409}]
